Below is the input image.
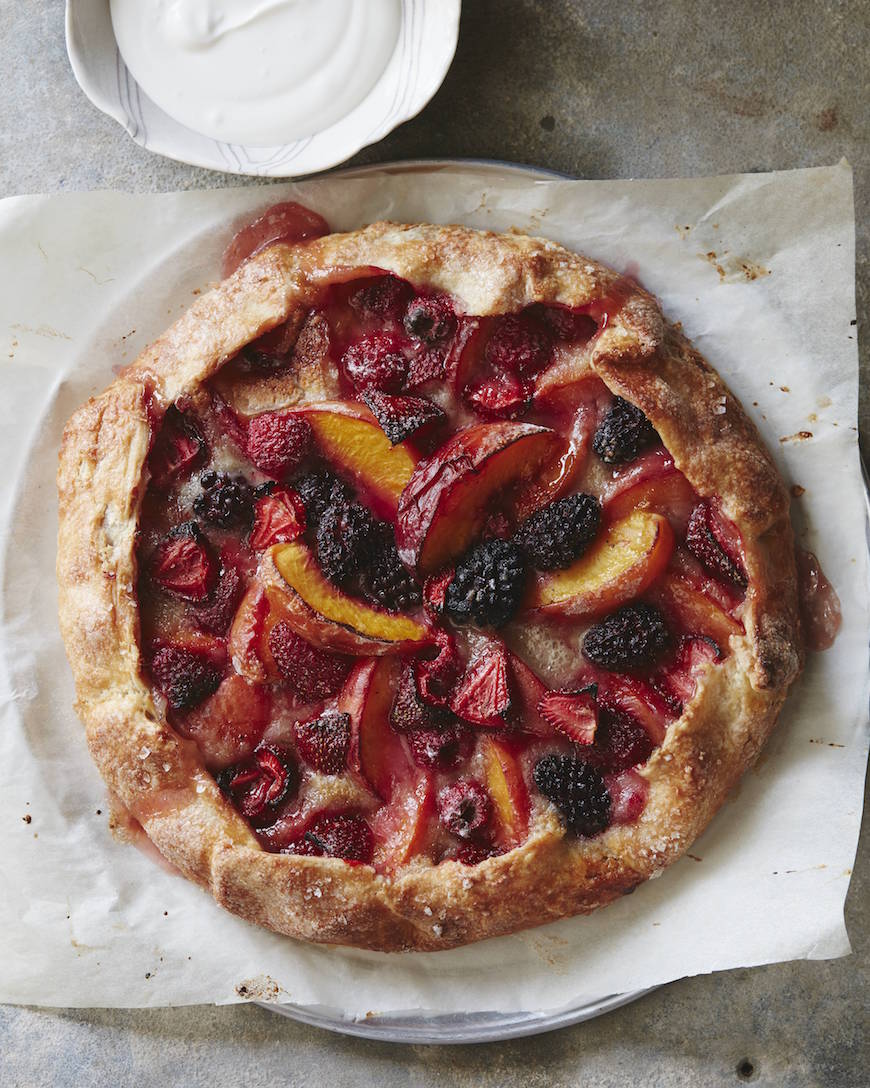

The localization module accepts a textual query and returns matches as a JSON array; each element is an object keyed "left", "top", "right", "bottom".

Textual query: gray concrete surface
[{"left": 1, "top": 1, "right": 867, "bottom": 1084}]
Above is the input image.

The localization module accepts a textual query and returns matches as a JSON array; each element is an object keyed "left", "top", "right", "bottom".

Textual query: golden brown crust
[{"left": 57, "top": 221, "right": 803, "bottom": 951}]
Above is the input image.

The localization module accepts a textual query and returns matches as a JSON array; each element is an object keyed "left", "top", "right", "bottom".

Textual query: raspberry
[
  {"left": 403, "top": 295, "right": 457, "bottom": 345},
  {"left": 249, "top": 487, "right": 306, "bottom": 550},
  {"left": 315, "top": 501, "right": 378, "bottom": 588},
  {"left": 291, "top": 814, "right": 374, "bottom": 864},
  {"left": 340, "top": 332, "right": 407, "bottom": 393},
  {"left": 406, "top": 722, "right": 474, "bottom": 771},
  {"left": 362, "top": 390, "right": 446, "bottom": 445},
  {"left": 583, "top": 603, "right": 671, "bottom": 673},
  {"left": 193, "top": 472, "right": 255, "bottom": 529},
  {"left": 361, "top": 528, "right": 421, "bottom": 611},
  {"left": 591, "top": 706, "right": 655, "bottom": 773},
  {"left": 449, "top": 645, "right": 513, "bottom": 728},
  {"left": 528, "top": 304, "right": 598, "bottom": 343},
  {"left": 445, "top": 539, "right": 527, "bottom": 628},
  {"left": 268, "top": 620, "right": 351, "bottom": 701},
  {"left": 295, "top": 710, "right": 351, "bottom": 774},
  {"left": 515, "top": 493, "right": 602, "bottom": 571},
  {"left": 454, "top": 841, "right": 500, "bottom": 865},
  {"left": 151, "top": 522, "right": 217, "bottom": 601},
  {"left": 245, "top": 411, "right": 312, "bottom": 478},
  {"left": 148, "top": 407, "right": 206, "bottom": 489},
  {"left": 390, "top": 664, "right": 441, "bottom": 732},
  {"left": 437, "top": 779, "right": 492, "bottom": 840},
  {"left": 218, "top": 744, "right": 296, "bottom": 822},
  {"left": 533, "top": 754, "right": 611, "bottom": 837},
  {"left": 537, "top": 688, "right": 598, "bottom": 745},
  {"left": 685, "top": 502, "right": 747, "bottom": 587},
  {"left": 464, "top": 369, "right": 531, "bottom": 420},
  {"left": 415, "top": 631, "right": 462, "bottom": 707},
  {"left": 349, "top": 275, "right": 413, "bottom": 321},
  {"left": 484, "top": 314, "right": 552, "bottom": 378},
  {"left": 192, "top": 563, "right": 243, "bottom": 635},
  {"left": 592, "top": 397, "right": 658, "bottom": 464},
  {"left": 150, "top": 645, "right": 222, "bottom": 711},
  {"left": 292, "top": 469, "right": 353, "bottom": 524}
]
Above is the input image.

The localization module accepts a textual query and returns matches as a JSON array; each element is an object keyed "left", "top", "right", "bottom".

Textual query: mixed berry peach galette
[{"left": 57, "top": 209, "right": 803, "bottom": 951}]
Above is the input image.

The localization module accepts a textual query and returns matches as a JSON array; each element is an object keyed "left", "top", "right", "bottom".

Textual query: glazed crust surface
[{"left": 57, "top": 221, "right": 803, "bottom": 951}]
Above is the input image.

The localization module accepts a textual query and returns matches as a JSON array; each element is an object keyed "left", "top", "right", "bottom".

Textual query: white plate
[{"left": 64, "top": 0, "right": 461, "bottom": 177}]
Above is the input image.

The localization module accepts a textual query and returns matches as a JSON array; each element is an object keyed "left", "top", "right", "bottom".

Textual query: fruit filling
[{"left": 137, "top": 257, "right": 750, "bottom": 872}]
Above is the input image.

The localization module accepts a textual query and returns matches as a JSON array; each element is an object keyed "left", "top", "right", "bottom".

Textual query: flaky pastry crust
[{"left": 57, "top": 222, "right": 802, "bottom": 951}]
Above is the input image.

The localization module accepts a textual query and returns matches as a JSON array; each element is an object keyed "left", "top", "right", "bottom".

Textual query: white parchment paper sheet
[{"left": 0, "top": 163, "right": 866, "bottom": 1013}]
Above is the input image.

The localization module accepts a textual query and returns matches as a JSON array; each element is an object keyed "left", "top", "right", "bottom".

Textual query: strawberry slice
[
  {"left": 294, "top": 710, "right": 351, "bottom": 774},
  {"left": 151, "top": 522, "right": 217, "bottom": 601},
  {"left": 192, "top": 563, "right": 243, "bottom": 635},
  {"left": 245, "top": 410, "right": 313, "bottom": 478},
  {"left": 538, "top": 689, "right": 599, "bottom": 745},
  {"left": 148, "top": 407, "right": 205, "bottom": 489},
  {"left": 285, "top": 813, "right": 374, "bottom": 864},
  {"left": 268, "top": 620, "right": 351, "bottom": 702},
  {"left": 449, "top": 644, "right": 513, "bottom": 728},
  {"left": 655, "top": 635, "right": 722, "bottom": 708},
  {"left": 149, "top": 643, "right": 223, "bottom": 711},
  {"left": 249, "top": 487, "right": 306, "bottom": 550},
  {"left": 506, "top": 652, "right": 553, "bottom": 737},
  {"left": 685, "top": 502, "right": 747, "bottom": 587},
  {"left": 362, "top": 390, "right": 446, "bottom": 445},
  {"left": 390, "top": 663, "right": 442, "bottom": 732},
  {"left": 221, "top": 744, "right": 297, "bottom": 821},
  {"left": 464, "top": 369, "right": 531, "bottom": 419}
]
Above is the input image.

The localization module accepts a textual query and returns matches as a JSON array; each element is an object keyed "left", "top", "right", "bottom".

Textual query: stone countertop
[{"left": 1, "top": 2, "right": 867, "bottom": 1085}]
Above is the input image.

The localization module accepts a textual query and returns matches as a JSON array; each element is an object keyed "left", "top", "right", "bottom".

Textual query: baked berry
[
  {"left": 295, "top": 710, "right": 351, "bottom": 775},
  {"left": 292, "top": 469, "right": 353, "bottom": 524},
  {"left": 315, "top": 501, "right": 378, "bottom": 588},
  {"left": 296, "top": 814, "right": 374, "bottom": 864},
  {"left": 422, "top": 568, "right": 454, "bottom": 620},
  {"left": 537, "top": 688, "right": 598, "bottom": 745},
  {"left": 528, "top": 304, "right": 598, "bottom": 343},
  {"left": 415, "top": 631, "right": 463, "bottom": 707},
  {"left": 362, "top": 389, "right": 446, "bottom": 445},
  {"left": 515, "top": 493, "right": 602, "bottom": 571},
  {"left": 582, "top": 603, "right": 671, "bottom": 673},
  {"left": 220, "top": 744, "right": 297, "bottom": 821},
  {"left": 148, "top": 407, "right": 206, "bottom": 489},
  {"left": 249, "top": 487, "right": 306, "bottom": 550},
  {"left": 340, "top": 332, "right": 407, "bottom": 392},
  {"left": 349, "top": 275, "right": 413, "bottom": 322},
  {"left": 151, "top": 522, "right": 217, "bottom": 601},
  {"left": 449, "top": 645, "right": 513, "bottom": 728},
  {"left": 437, "top": 779, "right": 492, "bottom": 840},
  {"left": 464, "top": 369, "right": 531, "bottom": 420},
  {"left": 406, "top": 723, "right": 474, "bottom": 771},
  {"left": 245, "top": 410, "right": 312, "bottom": 478},
  {"left": 150, "top": 645, "right": 222, "bottom": 711},
  {"left": 361, "top": 529, "right": 421, "bottom": 611},
  {"left": 268, "top": 620, "right": 351, "bottom": 702},
  {"left": 192, "top": 564, "right": 243, "bottom": 636},
  {"left": 454, "top": 841, "right": 499, "bottom": 866},
  {"left": 390, "top": 664, "right": 441, "bottom": 732},
  {"left": 193, "top": 472, "right": 255, "bottom": 529},
  {"left": 403, "top": 295, "right": 457, "bottom": 345},
  {"left": 592, "top": 706, "right": 655, "bottom": 773},
  {"left": 685, "top": 502, "right": 747, "bottom": 587},
  {"left": 445, "top": 539, "right": 527, "bottom": 628},
  {"left": 592, "top": 396, "right": 658, "bottom": 465},
  {"left": 484, "top": 313, "right": 552, "bottom": 378},
  {"left": 533, "top": 754, "right": 611, "bottom": 837}
]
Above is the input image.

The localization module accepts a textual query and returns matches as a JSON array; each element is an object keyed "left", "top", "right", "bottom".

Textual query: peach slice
[
  {"left": 262, "top": 543, "right": 429, "bottom": 656},
  {"left": 528, "top": 510, "right": 674, "bottom": 617},
  {"left": 649, "top": 572, "right": 744, "bottom": 649},
  {"left": 371, "top": 774, "right": 435, "bottom": 871},
  {"left": 481, "top": 736, "right": 530, "bottom": 849},
  {"left": 606, "top": 467, "right": 697, "bottom": 532},
  {"left": 182, "top": 674, "right": 270, "bottom": 769},
  {"left": 343, "top": 657, "right": 411, "bottom": 801},
  {"left": 396, "top": 421, "right": 564, "bottom": 575},
  {"left": 291, "top": 402, "right": 418, "bottom": 517}
]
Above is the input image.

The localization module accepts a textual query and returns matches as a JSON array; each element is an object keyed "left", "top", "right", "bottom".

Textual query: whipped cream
[{"left": 110, "top": 0, "right": 402, "bottom": 146}]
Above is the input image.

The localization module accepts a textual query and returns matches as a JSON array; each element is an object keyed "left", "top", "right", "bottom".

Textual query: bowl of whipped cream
[{"left": 65, "top": 0, "right": 461, "bottom": 177}]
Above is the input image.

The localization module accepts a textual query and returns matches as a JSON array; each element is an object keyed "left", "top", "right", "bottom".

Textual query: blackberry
[
  {"left": 533, "top": 754, "right": 611, "bottom": 837},
  {"left": 293, "top": 469, "right": 352, "bottom": 524},
  {"left": 315, "top": 501, "right": 378, "bottom": 588},
  {"left": 592, "top": 397, "right": 658, "bottom": 464},
  {"left": 582, "top": 602, "right": 671, "bottom": 673},
  {"left": 445, "top": 539, "right": 527, "bottom": 628},
  {"left": 362, "top": 527, "right": 421, "bottom": 611},
  {"left": 515, "top": 493, "right": 602, "bottom": 570},
  {"left": 193, "top": 472, "right": 255, "bottom": 529}
]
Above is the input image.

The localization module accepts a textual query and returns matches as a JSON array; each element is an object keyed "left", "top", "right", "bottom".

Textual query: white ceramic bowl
[{"left": 65, "top": 0, "right": 461, "bottom": 177}]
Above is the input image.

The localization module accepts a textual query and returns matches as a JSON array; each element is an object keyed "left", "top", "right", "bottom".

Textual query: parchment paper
[{"left": 0, "top": 162, "right": 866, "bottom": 1013}]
